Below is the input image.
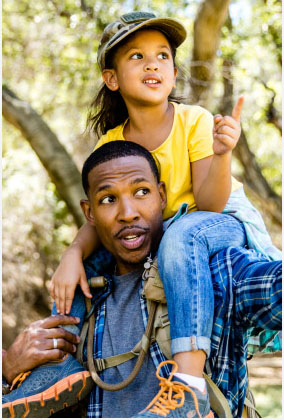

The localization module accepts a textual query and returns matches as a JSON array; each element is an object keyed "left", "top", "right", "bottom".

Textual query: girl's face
[{"left": 102, "top": 29, "right": 177, "bottom": 108}]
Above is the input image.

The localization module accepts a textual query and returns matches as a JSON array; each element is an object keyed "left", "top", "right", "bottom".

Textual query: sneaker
[
  {"left": 2, "top": 354, "right": 93, "bottom": 418},
  {"left": 134, "top": 360, "right": 213, "bottom": 418}
]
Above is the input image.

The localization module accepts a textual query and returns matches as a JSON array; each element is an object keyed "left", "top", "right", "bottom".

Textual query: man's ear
[
  {"left": 102, "top": 69, "right": 119, "bottom": 91},
  {"left": 158, "top": 181, "right": 167, "bottom": 211},
  {"left": 80, "top": 200, "right": 96, "bottom": 226}
]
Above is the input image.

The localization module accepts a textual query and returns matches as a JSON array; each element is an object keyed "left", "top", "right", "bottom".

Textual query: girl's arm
[
  {"left": 50, "top": 222, "right": 100, "bottom": 315},
  {"left": 192, "top": 97, "right": 244, "bottom": 212}
]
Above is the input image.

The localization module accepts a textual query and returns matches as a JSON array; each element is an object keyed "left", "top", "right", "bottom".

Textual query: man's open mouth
[
  {"left": 116, "top": 227, "right": 149, "bottom": 250},
  {"left": 120, "top": 233, "right": 146, "bottom": 250}
]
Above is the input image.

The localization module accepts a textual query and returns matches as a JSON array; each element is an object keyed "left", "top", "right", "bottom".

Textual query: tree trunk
[
  {"left": 190, "top": 0, "right": 230, "bottom": 107},
  {"left": 234, "top": 133, "right": 282, "bottom": 226},
  {"left": 220, "top": 59, "right": 282, "bottom": 226},
  {"left": 2, "top": 86, "right": 85, "bottom": 227}
]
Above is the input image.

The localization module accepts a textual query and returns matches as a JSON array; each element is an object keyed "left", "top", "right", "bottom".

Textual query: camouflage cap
[{"left": 97, "top": 11, "right": 187, "bottom": 71}]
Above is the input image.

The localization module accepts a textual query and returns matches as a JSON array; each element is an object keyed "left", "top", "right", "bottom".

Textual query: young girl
[{"left": 50, "top": 11, "right": 281, "bottom": 417}]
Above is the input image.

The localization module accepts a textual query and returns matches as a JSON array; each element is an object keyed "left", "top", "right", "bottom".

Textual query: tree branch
[
  {"left": 2, "top": 86, "right": 86, "bottom": 227},
  {"left": 234, "top": 130, "right": 282, "bottom": 225},
  {"left": 219, "top": 60, "right": 282, "bottom": 225},
  {"left": 261, "top": 81, "right": 282, "bottom": 134},
  {"left": 80, "top": 0, "right": 94, "bottom": 17},
  {"left": 190, "top": 0, "right": 230, "bottom": 106},
  {"left": 47, "top": 0, "right": 71, "bottom": 18}
]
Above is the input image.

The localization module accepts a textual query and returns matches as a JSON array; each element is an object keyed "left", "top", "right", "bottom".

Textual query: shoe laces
[
  {"left": 10, "top": 371, "right": 31, "bottom": 391},
  {"left": 144, "top": 360, "right": 202, "bottom": 418}
]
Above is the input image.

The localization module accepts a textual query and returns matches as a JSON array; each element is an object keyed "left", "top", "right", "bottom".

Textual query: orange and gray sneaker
[
  {"left": 2, "top": 354, "right": 93, "bottom": 418},
  {"left": 134, "top": 361, "right": 214, "bottom": 418}
]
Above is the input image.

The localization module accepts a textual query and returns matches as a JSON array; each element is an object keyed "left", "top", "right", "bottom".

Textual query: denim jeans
[
  {"left": 51, "top": 286, "right": 87, "bottom": 335},
  {"left": 157, "top": 211, "right": 247, "bottom": 358}
]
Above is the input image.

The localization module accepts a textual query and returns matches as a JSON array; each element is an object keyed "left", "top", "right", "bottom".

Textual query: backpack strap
[
  {"left": 243, "top": 396, "right": 262, "bottom": 418},
  {"left": 76, "top": 276, "right": 108, "bottom": 365},
  {"left": 86, "top": 298, "right": 158, "bottom": 391},
  {"left": 76, "top": 320, "right": 89, "bottom": 366},
  {"left": 204, "top": 373, "right": 233, "bottom": 418},
  {"left": 93, "top": 340, "right": 143, "bottom": 372},
  {"left": 204, "top": 373, "right": 262, "bottom": 418}
]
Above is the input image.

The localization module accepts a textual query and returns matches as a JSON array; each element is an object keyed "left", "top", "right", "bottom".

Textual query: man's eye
[
  {"left": 131, "top": 53, "right": 143, "bottom": 60},
  {"left": 135, "top": 188, "right": 149, "bottom": 197},
  {"left": 158, "top": 52, "right": 169, "bottom": 59},
  {"left": 100, "top": 196, "right": 115, "bottom": 204}
]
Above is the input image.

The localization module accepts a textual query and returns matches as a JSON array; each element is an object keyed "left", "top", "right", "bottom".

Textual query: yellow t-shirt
[{"left": 94, "top": 102, "right": 242, "bottom": 220}]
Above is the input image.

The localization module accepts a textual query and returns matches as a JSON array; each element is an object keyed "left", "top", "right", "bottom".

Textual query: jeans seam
[{"left": 191, "top": 217, "right": 244, "bottom": 241}]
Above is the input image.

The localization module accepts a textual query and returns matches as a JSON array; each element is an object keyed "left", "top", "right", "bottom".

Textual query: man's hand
[
  {"left": 2, "top": 315, "right": 81, "bottom": 384},
  {"left": 50, "top": 247, "right": 92, "bottom": 315},
  {"left": 213, "top": 96, "right": 244, "bottom": 155}
]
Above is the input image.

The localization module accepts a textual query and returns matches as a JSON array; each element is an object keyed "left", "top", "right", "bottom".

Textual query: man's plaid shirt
[{"left": 83, "top": 246, "right": 281, "bottom": 418}]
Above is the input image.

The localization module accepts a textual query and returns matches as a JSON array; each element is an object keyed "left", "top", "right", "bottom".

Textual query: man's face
[{"left": 81, "top": 155, "right": 166, "bottom": 275}]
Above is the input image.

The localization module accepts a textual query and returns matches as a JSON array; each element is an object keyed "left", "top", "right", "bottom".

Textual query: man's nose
[{"left": 117, "top": 198, "right": 140, "bottom": 223}]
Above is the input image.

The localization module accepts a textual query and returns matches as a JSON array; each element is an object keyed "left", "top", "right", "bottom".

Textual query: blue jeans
[
  {"left": 52, "top": 286, "right": 87, "bottom": 335},
  {"left": 157, "top": 211, "right": 247, "bottom": 357}
]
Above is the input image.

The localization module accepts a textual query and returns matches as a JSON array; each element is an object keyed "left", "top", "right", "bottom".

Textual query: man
[{"left": 3, "top": 141, "right": 282, "bottom": 418}]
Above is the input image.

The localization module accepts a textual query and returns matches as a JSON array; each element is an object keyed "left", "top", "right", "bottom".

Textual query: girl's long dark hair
[
  {"left": 87, "top": 32, "right": 181, "bottom": 141},
  {"left": 88, "top": 84, "right": 129, "bottom": 140}
]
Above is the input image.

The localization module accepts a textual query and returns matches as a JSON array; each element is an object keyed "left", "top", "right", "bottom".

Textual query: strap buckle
[
  {"left": 159, "top": 313, "right": 170, "bottom": 328},
  {"left": 94, "top": 358, "right": 106, "bottom": 372}
]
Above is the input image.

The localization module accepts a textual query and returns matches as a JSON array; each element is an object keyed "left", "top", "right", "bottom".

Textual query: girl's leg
[
  {"left": 157, "top": 211, "right": 247, "bottom": 360},
  {"left": 51, "top": 287, "right": 86, "bottom": 335}
]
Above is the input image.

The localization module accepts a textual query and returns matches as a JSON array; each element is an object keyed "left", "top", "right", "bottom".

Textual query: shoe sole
[{"left": 2, "top": 371, "right": 93, "bottom": 418}]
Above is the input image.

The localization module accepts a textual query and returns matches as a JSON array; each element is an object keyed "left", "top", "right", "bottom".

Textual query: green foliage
[
  {"left": 2, "top": 124, "right": 76, "bottom": 264},
  {"left": 217, "top": 0, "right": 282, "bottom": 192},
  {"left": 251, "top": 384, "right": 282, "bottom": 418},
  {"left": 2, "top": 121, "right": 78, "bottom": 347}
]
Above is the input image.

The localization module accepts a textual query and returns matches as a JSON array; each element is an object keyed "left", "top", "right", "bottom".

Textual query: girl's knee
[{"left": 159, "top": 220, "right": 187, "bottom": 257}]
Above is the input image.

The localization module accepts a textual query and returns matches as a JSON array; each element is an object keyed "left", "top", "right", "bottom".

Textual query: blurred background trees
[{"left": 2, "top": 0, "right": 281, "bottom": 346}]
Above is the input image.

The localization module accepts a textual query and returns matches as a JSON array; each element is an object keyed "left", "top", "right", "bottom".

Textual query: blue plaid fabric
[
  {"left": 83, "top": 246, "right": 281, "bottom": 418},
  {"left": 206, "top": 247, "right": 282, "bottom": 417}
]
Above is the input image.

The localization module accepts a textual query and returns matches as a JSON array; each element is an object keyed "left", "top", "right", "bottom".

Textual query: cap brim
[{"left": 104, "top": 17, "right": 187, "bottom": 64}]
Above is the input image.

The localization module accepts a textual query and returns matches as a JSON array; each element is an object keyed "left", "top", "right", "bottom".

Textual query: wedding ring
[{"left": 53, "top": 338, "right": 58, "bottom": 349}]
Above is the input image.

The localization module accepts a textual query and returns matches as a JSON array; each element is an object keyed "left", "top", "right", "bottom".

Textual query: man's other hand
[{"left": 2, "top": 315, "right": 80, "bottom": 384}]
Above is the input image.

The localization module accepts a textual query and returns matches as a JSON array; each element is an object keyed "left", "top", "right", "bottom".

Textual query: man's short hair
[{"left": 82, "top": 141, "right": 160, "bottom": 196}]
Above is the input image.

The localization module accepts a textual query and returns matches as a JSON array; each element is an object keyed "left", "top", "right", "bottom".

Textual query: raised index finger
[{"left": 231, "top": 96, "right": 244, "bottom": 122}]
